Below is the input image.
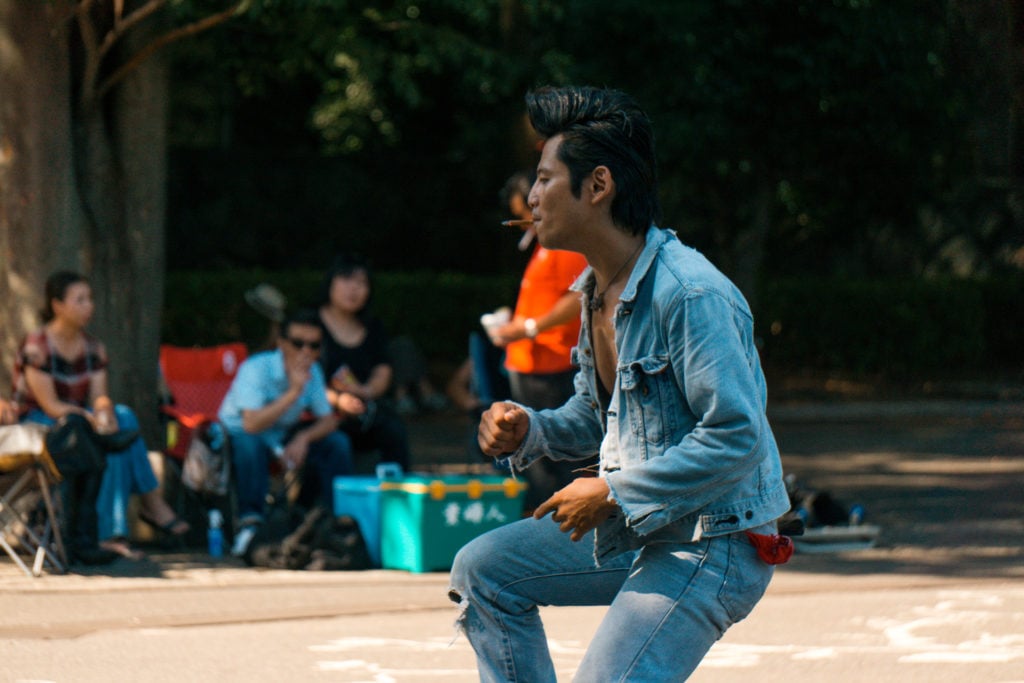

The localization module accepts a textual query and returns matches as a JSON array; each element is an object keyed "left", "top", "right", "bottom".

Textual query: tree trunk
[
  {"left": 111, "top": 20, "right": 168, "bottom": 446},
  {"left": 1, "top": 1, "right": 167, "bottom": 445},
  {"left": 71, "top": 14, "right": 168, "bottom": 445},
  {"left": 0, "top": 1, "right": 82, "bottom": 391}
]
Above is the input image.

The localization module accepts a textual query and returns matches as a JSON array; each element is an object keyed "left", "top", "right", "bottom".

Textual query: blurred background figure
[
  {"left": 315, "top": 253, "right": 411, "bottom": 472},
  {"left": 245, "top": 283, "right": 288, "bottom": 352},
  {"left": 446, "top": 330, "right": 512, "bottom": 465},
  {"left": 389, "top": 335, "right": 449, "bottom": 416},
  {"left": 216, "top": 307, "right": 354, "bottom": 556},
  {"left": 488, "top": 171, "right": 596, "bottom": 513},
  {"left": 14, "top": 271, "right": 188, "bottom": 561}
]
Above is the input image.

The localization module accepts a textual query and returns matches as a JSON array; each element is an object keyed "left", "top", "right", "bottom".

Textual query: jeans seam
[
  {"left": 491, "top": 566, "right": 629, "bottom": 682},
  {"left": 618, "top": 540, "right": 712, "bottom": 681}
]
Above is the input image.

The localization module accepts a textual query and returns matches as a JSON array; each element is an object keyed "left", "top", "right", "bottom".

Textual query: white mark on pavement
[
  {"left": 310, "top": 636, "right": 455, "bottom": 652},
  {"left": 791, "top": 647, "right": 841, "bottom": 660},
  {"left": 871, "top": 590, "right": 1024, "bottom": 665},
  {"left": 703, "top": 588, "right": 1024, "bottom": 669},
  {"left": 702, "top": 643, "right": 789, "bottom": 668}
]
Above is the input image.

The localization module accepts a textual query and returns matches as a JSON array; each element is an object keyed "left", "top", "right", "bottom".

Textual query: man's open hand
[{"left": 534, "top": 477, "right": 619, "bottom": 542}]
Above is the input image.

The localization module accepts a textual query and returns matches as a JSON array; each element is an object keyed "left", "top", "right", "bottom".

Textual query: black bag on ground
[
  {"left": 245, "top": 505, "right": 371, "bottom": 571},
  {"left": 43, "top": 414, "right": 130, "bottom": 564},
  {"left": 44, "top": 414, "right": 108, "bottom": 477}
]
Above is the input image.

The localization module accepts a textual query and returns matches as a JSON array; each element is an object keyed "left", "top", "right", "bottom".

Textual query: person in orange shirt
[{"left": 490, "top": 171, "right": 597, "bottom": 512}]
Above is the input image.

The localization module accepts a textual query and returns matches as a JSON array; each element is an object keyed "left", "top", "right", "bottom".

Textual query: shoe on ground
[{"left": 231, "top": 524, "right": 258, "bottom": 557}]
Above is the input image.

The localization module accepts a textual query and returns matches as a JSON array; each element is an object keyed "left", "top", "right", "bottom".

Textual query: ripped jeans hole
[{"left": 449, "top": 587, "right": 470, "bottom": 644}]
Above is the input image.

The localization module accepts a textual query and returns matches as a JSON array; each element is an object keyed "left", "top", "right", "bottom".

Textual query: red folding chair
[
  {"left": 159, "top": 343, "right": 248, "bottom": 462},
  {"left": 158, "top": 343, "right": 248, "bottom": 543}
]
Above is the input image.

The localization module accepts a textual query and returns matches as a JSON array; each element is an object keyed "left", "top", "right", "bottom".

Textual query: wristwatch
[{"left": 524, "top": 318, "right": 539, "bottom": 338}]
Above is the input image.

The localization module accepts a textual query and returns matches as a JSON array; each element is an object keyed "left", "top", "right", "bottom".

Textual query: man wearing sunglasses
[{"left": 218, "top": 308, "right": 356, "bottom": 556}]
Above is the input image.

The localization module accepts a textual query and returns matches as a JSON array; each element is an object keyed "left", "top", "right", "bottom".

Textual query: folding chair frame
[{"left": 0, "top": 443, "right": 68, "bottom": 577}]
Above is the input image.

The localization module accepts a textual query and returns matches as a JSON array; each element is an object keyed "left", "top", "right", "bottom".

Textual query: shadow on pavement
[{"left": 775, "top": 413, "right": 1024, "bottom": 581}]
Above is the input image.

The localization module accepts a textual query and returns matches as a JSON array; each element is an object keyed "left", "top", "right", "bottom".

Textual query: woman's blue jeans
[
  {"left": 24, "top": 405, "right": 157, "bottom": 542},
  {"left": 449, "top": 516, "right": 774, "bottom": 682}
]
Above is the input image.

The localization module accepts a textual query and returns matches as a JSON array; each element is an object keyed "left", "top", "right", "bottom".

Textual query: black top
[{"left": 318, "top": 315, "right": 391, "bottom": 385}]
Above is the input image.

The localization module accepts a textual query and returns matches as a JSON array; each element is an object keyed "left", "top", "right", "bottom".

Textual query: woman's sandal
[
  {"left": 99, "top": 537, "right": 146, "bottom": 561},
  {"left": 139, "top": 512, "right": 190, "bottom": 537}
]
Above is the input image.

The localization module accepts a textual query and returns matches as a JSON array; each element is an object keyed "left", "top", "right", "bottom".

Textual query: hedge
[
  {"left": 163, "top": 270, "right": 1022, "bottom": 380},
  {"left": 756, "top": 278, "right": 980, "bottom": 376},
  {"left": 162, "top": 269, "right": 520, "bottom": 365}
]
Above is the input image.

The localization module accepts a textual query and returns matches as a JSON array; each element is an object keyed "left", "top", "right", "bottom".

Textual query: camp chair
[
  {"left": 159, "top": 343, "right": 247, "bottom": 463},
  {"left": 0, "top": 423, "right": 67, "bottom": 576},
  {"left": 158, "top": 343, "right": 247, "bottom": 543}
]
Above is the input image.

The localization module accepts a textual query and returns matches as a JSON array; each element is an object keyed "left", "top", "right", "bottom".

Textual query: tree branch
[
  {"left": 98, "top": 0, "right": 167, "bottom": 62},
  {"left": 76, "top": 0, "right": 102, "bottom": 108},
  {"left": 95, "top": 0, "right": 250, "bottom": 101}
]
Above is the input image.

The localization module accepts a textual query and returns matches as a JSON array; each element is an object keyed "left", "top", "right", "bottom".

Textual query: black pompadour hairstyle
[{"left": 525, "top": 86, "right": 661, "bottom": 236}]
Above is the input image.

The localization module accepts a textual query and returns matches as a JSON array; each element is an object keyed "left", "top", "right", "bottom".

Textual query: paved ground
[{"left": 1, "top": 399, "right": 1022, "bottom": 682}]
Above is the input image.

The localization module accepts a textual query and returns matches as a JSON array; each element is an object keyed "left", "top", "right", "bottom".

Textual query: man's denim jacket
[{"left": 506, "top": 226, "right": 790, "bottom": 563}]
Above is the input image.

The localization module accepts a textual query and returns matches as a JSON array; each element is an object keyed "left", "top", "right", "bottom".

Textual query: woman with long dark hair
[{"left": 14, "top": 271, "right": 188, "bottom": 560}]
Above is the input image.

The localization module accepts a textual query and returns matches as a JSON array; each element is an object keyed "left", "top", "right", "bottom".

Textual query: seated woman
[
  {"left": 316, "top": 254, "right": 411, "bottom": 472},
  {"left": 13, "top": 271, "right": 188, "bottom": 560}
]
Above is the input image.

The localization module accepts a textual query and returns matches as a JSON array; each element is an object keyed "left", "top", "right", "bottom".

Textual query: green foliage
[
  {"left": 167, "top": 0, "right": 575, "bottom": 275},
  {"left": 556, "top": 0, "right": 975, "bottom": 277},
  {"left": 172, "top": 0, "right": 566, "bottom": 154},
  {"left": 165, "top": 1, "right": 1017, "bottom": 288}
]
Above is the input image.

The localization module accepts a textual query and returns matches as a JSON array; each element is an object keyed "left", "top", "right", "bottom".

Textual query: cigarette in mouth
[{"left": 501, "top": 219, "right": 535, "bottom": 228}]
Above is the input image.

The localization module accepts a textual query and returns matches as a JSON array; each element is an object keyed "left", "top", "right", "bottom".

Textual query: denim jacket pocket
[{"left": 618, "top": 355, "right": 675, "bottom": 447}]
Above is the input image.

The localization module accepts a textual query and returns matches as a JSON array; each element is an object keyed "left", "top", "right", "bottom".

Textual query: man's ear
[{"left": 589, "top": 166, "right": 615, "bottom": 205}]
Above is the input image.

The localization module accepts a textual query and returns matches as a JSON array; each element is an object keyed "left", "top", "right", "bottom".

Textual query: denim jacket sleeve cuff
[{"left": 504, "top": 405, "right": 549, "bottom": 474}]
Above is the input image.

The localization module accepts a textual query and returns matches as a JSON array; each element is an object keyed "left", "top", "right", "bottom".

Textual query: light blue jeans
[
  {"left": 449, "top": 516, "right": 774, "bottom": 682},
  {"left": 24, "top": 405, "right": 158, "bottom": 542}
]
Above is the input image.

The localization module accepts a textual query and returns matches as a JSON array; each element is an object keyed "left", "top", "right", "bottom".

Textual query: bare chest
[{"left": 590, "top": 309, "right": 618, "bottom": 395}]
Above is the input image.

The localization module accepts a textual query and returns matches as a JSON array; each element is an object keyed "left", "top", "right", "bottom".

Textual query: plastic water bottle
[
  {"left": 205, "top": 422, "right": 224, "bottom": 451},
  {"left": 848, "top": 504, "right": 865, "bottom": 526},
  {"left": 207, "top": 509, "right": 224, "bottom": 558}
]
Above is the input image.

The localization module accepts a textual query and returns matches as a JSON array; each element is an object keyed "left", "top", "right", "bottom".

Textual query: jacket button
[{"left": 745, "top": 510, "right": 753, "bottom": 520}]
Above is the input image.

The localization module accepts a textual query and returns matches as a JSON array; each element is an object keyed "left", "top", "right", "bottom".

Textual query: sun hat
[{"left": 244, "top": 283, "right": 287, "bottom": 322}]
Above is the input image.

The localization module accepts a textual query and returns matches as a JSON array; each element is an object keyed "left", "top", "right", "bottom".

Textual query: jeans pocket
[{"left": 717, "top": 533, "right": 773, "bottom": 624}]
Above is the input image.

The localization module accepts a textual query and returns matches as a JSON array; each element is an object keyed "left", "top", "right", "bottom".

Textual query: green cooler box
[{"left": 380, "top": 474, "right": 527, "bottom": 573}]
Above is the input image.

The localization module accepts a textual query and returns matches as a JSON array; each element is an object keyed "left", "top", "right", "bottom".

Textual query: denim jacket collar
[{"left": 571, "top": 224, "right": 671, "bottom": 313}]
